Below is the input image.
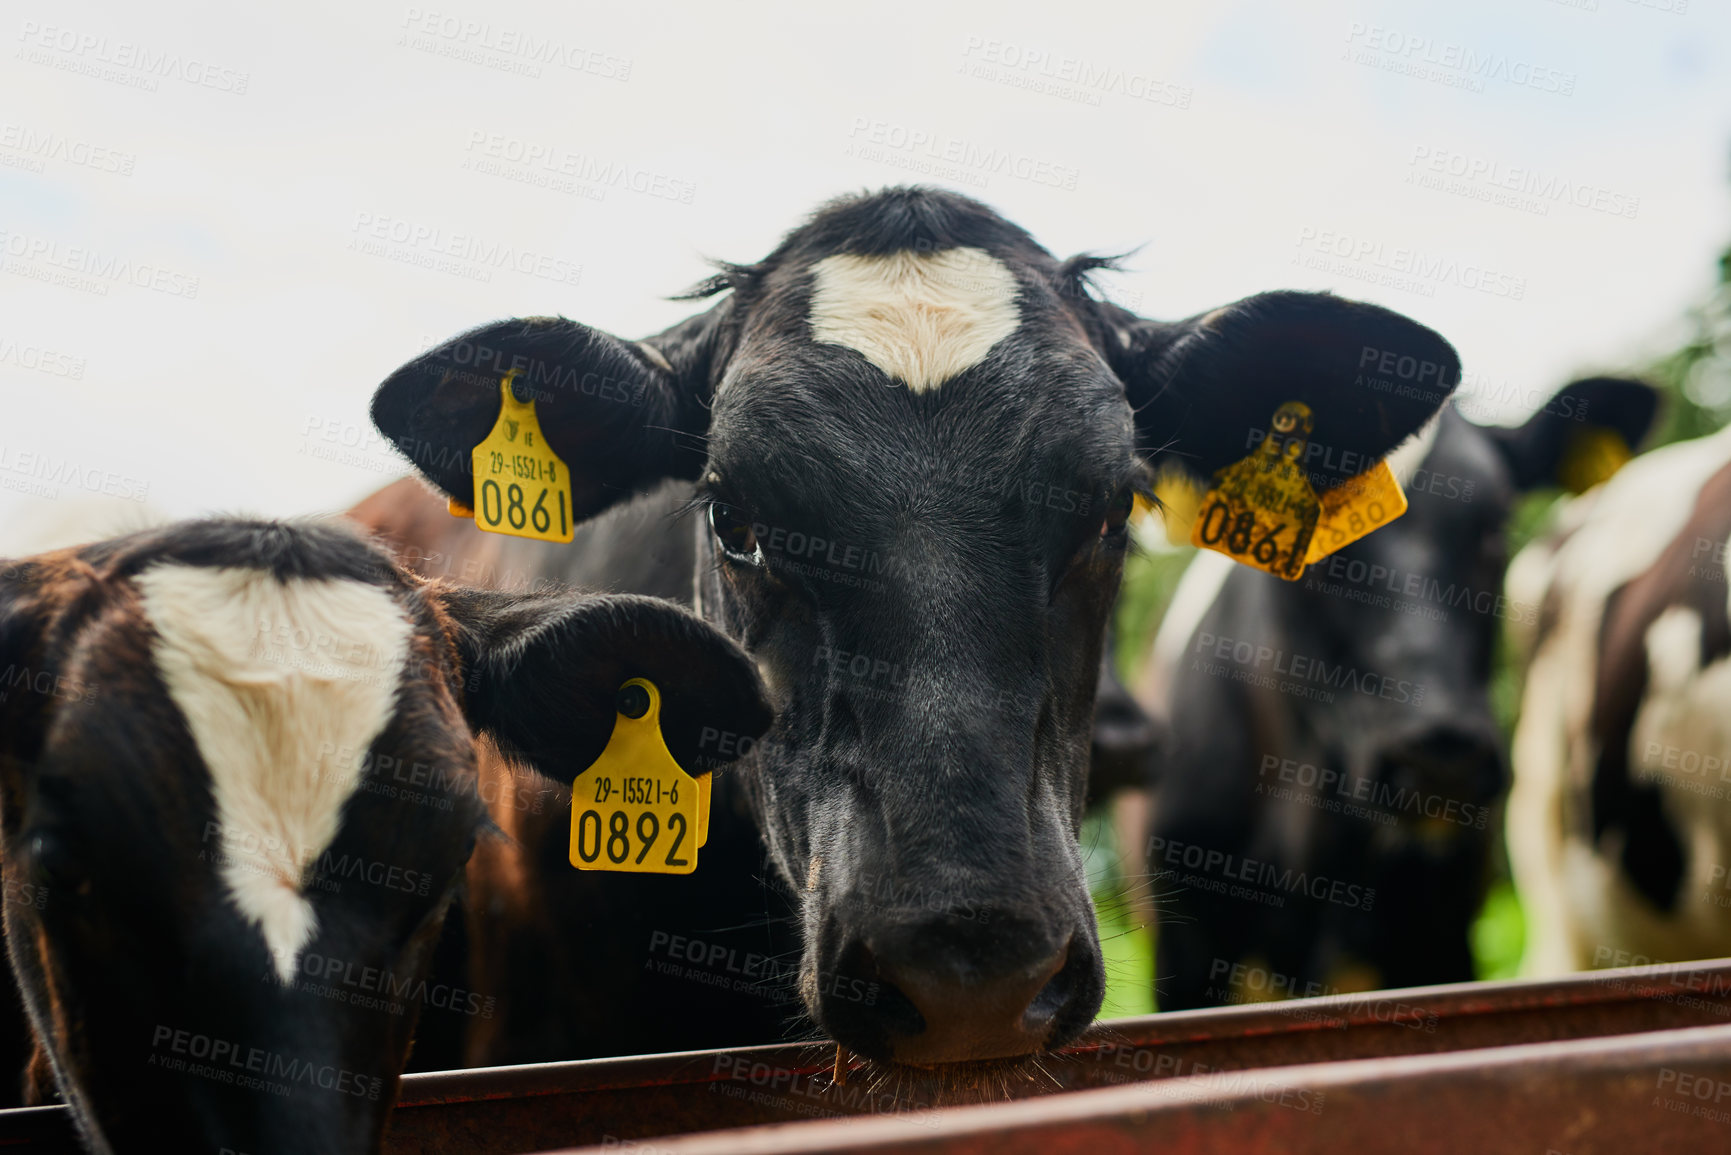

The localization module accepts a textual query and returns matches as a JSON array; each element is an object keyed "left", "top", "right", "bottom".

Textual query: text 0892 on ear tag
[
  {"left": 469, "top": 372, "right": 575, "bottom": 543},
  {"left": 569, "top": 679, "right": 709, "bottom": 875}
]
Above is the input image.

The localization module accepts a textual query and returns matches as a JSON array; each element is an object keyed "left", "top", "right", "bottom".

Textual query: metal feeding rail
[{"left": 3, "top": 959, "right": 1729, "bottom": 1153}]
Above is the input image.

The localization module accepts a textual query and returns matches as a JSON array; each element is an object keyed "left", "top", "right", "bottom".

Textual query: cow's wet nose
[{"left": 819, "top": 916, "right": 1097, "bottom": 1065}]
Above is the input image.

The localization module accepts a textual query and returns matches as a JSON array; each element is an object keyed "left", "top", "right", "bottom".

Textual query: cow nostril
[
  {"left": 1023, "top": 938, "right": 1081, "bottom": 1032},
  {"left": 842, "top": 944, "right": 923, "bottom": 1038}
]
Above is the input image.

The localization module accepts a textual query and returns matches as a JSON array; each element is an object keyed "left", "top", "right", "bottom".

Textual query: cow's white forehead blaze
[
  {"left": 135, "top": 565, "right": 412, "bottom": 982},
  {"left": 806, "top": 247, "right": 1021, "bottom": 393}
]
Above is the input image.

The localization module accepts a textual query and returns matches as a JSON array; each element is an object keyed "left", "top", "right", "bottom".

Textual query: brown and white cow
[
  {"left": 1507, "top": 422, "right": 1731, "bottom": 974},
  {"left": 359, "top": 186, "right": 1463, "bottom": 1067},
  {"left": 0, "top": 517, "right": 769, "bottom": 1154}
]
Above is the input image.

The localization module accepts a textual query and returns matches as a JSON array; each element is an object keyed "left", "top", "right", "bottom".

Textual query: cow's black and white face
[
  {"left": 696, "top": 246, "right": 1141, "bottom": 1063},
  {"left": 371, "top": 187, "right": 1463, "bottom": 1064},
  {"left": 0, "top": 519, "right": 769, "bottom": 1154}
]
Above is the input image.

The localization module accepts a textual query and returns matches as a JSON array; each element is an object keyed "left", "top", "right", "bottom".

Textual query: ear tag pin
[
  {"left": 464, "top": 372, "right": 575, "bottom": 543},
  {"left": 569, "top": 679, "right": 710, "bottom": 875},
  {"left": 1190, "top": 401, "right": 1410, "bottom": 580}
]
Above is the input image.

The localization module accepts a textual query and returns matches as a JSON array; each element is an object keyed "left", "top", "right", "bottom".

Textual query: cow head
[
  {"left": 0, "top": 519, "right": 768, "bottom": 1154},
  {"left": 370, "top": 187, "right": 1460, "bottom": 1064},
  {"left": 1235, "top": 375, "right": 1658, "bottom": 977}
]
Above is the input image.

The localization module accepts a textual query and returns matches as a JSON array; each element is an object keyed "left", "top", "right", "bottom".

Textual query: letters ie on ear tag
[
  {"left": 467, "top": 372, "right": 575, "bottom": 543},
  {"left": 569, "top": 679, "right": 710, "bottom": 875},
  {"left": 1191, "top": 402, "right": 1323, "bottom": 580},
  {"left": 1557, "top": 427, "right": 1633, "bottom": 495}
]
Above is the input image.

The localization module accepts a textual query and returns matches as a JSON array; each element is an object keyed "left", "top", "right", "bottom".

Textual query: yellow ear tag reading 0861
[
  {"left": 468, "top": 373, "right": 575, "bottom": 543},
  {"left": 1190, "top": 402, "right": 1323, "bottom": 580},
  {"left": 1190, "top": 402, "right": 1411, "bottom": 580},
  {"left": 570, "top": 679, "right": 710, "bottom": 875},
  {"left": 1557, "top": 426, "right": 1634, "bottom": 495}
]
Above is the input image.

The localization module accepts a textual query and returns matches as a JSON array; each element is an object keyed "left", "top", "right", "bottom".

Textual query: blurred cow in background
[
  {"left": 1135, "top": 377, "right": 1656, "bottom": 1009},
  {"left": 1508, "top": 422, "right": 1731, "bottom": 975}
]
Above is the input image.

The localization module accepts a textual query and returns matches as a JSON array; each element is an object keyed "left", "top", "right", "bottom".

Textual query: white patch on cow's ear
[
  {"left": 136, "top": 565, "right": 412, "bottom": 983},
  {"left": 807, "top": 247, "right": 1021, "bottom": 393}
]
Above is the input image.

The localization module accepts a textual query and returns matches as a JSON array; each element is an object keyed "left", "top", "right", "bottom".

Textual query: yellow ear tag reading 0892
[
  {"left": 468, "top": 373, "right": 575, "bottom": 543},
  {"left": 570, "top": 679, "right": 711, "bottom": 875}
]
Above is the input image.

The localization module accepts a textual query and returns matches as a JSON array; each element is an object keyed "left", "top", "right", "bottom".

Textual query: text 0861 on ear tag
[
  {"left": 1190, "top": 402, "right": 1321, "bottom": 581},
  {"left": 469, "top": 372, "right": 575, "bottom": 543},
  {"left": 570, "top": 679, "right": 708, "bottom": 875}
]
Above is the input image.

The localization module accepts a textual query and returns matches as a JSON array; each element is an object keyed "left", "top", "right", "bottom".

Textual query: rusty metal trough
[{"left": 4, "top": 958, "right": 1730, "bottom": 1153}]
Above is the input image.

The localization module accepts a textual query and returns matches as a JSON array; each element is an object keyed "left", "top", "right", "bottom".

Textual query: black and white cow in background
[
  {"left": 1507, "top": 421, "right": 1731, "bottom": 975},
  {"left": 1135, "top": 377, "right": 1657, "bottom": 1009},
  {"left": 361, "top": 186, "right": 1462, "bottom": 1066},
  {"left": 0, "top": 518, "right": 769, "bottom": 1154}
]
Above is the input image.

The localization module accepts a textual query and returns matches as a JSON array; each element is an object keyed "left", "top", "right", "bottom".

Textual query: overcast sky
[{"left": 3, "top": 0, "right": 1728, "bottom": 548}]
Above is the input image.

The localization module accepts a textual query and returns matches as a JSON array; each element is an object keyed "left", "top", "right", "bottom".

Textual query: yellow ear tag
[
  {"left": 1557, "top": 427, "right": 1633, "bottom": 495},
  {"left": 1190, "top": 402, "right": 1323, "bottom": 580},
  {"left": 569, "top": 679, "right": 710, "bottom": 875},
  {"left": 1303, "top": 460, "right": 1409, "bottom": 565},
  {"left": 467, "top": 373, "right": 575, "bottom": 543}
]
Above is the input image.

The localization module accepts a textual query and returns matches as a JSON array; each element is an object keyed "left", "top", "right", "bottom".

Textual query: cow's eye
[
  {"left": 1101, "top": 487, "right": 1135, "bottom": 539},
  {"left": 708, "top": 503, "right": 763, "bottom": 566},
  {"left": 25, "top": 831, "right": 82, "bottom": 896}
]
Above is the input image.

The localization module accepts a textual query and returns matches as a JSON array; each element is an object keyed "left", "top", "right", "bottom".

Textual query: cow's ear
[
  {"left": 434, "top": 587, "right": 772, "bottom": 781},
  {"left": 371, "top": 299, "right": 732, "bottom": 523},
  {"left": 0, "top": 560, "right": 54, "bottom": 764},
  {"left": 1102, "top": 291, "right": 1461, "bottom": 490},
  {"left": 1483, "top": 377, "right": 1659, "bottom": 493}
]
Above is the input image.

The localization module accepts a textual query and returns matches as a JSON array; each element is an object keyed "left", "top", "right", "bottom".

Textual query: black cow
[
  {"left": 364, "top": 186, "right": 1462, "bottom": 1066},
  {"left": 1137, "top": 377, "right": 1656, "bottom": 1009},
  {"left": 0, "top": 518, "right": 767, "bottom": 1154}
]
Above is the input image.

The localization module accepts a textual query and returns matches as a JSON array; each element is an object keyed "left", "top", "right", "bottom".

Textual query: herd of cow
[{"left": 1, "top": 187, "right": 1726, "bottom": 1153}]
